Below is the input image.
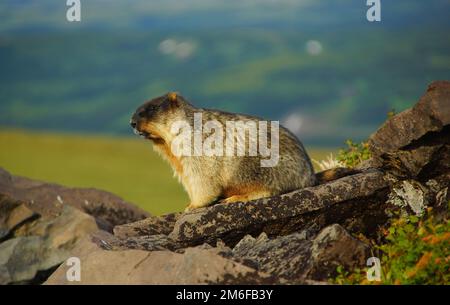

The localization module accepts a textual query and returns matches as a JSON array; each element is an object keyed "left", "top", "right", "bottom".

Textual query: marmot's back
[{"left": 199, "top": 108, "right": 317, "bottom": 194}]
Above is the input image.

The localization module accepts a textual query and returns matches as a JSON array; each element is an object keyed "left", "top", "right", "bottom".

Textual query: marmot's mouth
[
  {"left": 134, "top": 128, "right": 160, "bottom": 140},
  {"left": 133, "top": 128, "right": 149, "bottom": 138}
]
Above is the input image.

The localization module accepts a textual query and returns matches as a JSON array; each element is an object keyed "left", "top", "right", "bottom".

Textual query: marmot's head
[{"left": 130, "top": 92, "right": 192, "bottom": 142}]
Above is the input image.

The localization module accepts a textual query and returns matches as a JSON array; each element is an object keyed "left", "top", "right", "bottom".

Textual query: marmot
[{"left": 131, "top": 92, "right": 317, "bottom": 211}]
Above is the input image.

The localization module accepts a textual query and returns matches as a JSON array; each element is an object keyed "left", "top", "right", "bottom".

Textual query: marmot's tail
[{"left": 315, "top": 167, "right": 360, "bottom": 185}]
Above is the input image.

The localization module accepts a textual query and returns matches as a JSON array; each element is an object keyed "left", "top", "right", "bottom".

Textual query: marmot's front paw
[{"left": 184, "top": 204, "right": 195, "bottom": 212}]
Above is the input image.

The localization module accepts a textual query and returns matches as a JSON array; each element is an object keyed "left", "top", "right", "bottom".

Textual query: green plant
[
  {"left": 379, "top": 207, "right": 449, "bottom": 284},
  {"left": 387, "top": 108, "right": 397, "bottom": 119},
  {"left": 337, "top": 140, "right": 371, "bottom": 168},
  {"left": 332, "top": 204, "right": 450, "bottom": 285}
]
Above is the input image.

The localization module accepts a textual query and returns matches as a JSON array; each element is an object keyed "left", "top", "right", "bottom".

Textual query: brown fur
[
  {"left": 315, "top": 167, "right": 360, "bottom": 184},
  {"left": 222, "top": 183, "right": 269, "bottom": 198},
  {"left": 154, "top": 141, "right": 184, "bottom": 176}
]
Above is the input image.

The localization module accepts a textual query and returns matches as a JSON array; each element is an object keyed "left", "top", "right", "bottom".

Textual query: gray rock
[
  {"left": 387, "top": 180, "right": 430, "bottom": 216},
  {"left": 0, "top": 236, "right": 46, "bottom": 284},
  {"left": 0, "top": 205, "right": 99, "bottom": 284}
]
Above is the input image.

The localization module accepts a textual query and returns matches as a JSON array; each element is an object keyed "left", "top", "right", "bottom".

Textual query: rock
[
  {"left": 387, "top": 180, "right": 430, "bottom": 216},
  {"left": 0, "top": 195, "right": 39, "bottom": 241},
  {"left": 113, "top": 212, "right": 181, "bottom": 239},
  {"left": 111, "top": 234, "right": 179, "bottom": 252},
  {"left": 169, "top": 170, "right": 389, "bottom": 246},
  {"left": 426, "top": 174, "right": 450, "bottom": 219},
  {"left": 0, "top": 167, "right": 149, "bottom": 231},
  {"left": 0, "top": 204, "right": 99, "bottom": 284},
  {"left": 228, "top": 224, "right": 369, "bottom": 283},
  {"left": 0, "top": 169, "right": 151, "bottom": 285},
  {"left": 45, "top": 232, "right": 271, "bottom": 285},
  {"left": 369, "top": 81, "right": 450, "bottom": 156},
  {"left": 15, "top": 205, "right": 99, "bottom": 248},
  {"left": 368, "top": 81, "right": 450, "bottom": 179},
  {"left": 231, "top": 232, "right": 312, "bottom": 283},
  {"left": 0, "top": 236, "right": 46, "bottom": 284},
  {"left": 307, "top": 224, "right": 369, "bottom": 280}
]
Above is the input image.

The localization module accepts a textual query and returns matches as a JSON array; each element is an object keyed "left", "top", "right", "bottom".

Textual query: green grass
[{"left": 0, "top": 129, "right": 334, "bottom": 215}]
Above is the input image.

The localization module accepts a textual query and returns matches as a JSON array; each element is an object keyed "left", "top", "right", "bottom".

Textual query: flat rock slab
[
  {"left": 45, "top": 231, "right": 272, "bottom": 285},
  {"left": 113, "top": 212, "right": 181, "bottom": 239},
  {"left": 169, "top": 170, "right": 389, "bottom": 245},
  {"left": 111, "top": 234, "right": 179, "bottom": 252}
]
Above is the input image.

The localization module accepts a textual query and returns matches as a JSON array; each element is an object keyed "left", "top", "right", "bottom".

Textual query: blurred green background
[{"left": 0, "top": 0, "right": 449, "bottom": 214}]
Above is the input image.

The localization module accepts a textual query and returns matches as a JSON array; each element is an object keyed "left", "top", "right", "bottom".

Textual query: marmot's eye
[{"left": 146, "top": 105, "right": 157, "bottom": 112}]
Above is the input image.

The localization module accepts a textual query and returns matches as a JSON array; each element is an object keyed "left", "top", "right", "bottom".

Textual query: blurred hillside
[{"left": 0, "top": 0, "right": 449, "bottom": 145}]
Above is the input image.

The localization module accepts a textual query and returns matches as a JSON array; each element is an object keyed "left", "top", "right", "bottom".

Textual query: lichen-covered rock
[
  {"left": 387, "top": 180, "right": 430, "bottom": 216},
  {"left": 169, "top": 170, "right": 389, "bottom": 246},
  {"left": 111, "top": 234, "right": 179, "bottom": 252},
  {"left": 113, "top": 212, "right": 181, "bottom": 239}
]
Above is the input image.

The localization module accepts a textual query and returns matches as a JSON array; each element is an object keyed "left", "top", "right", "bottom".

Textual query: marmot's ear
[{"left": 167, "top": 92, "right": 178, "bottom": 105}]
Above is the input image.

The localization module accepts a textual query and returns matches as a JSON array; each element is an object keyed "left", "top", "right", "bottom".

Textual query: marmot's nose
[{"left": 130, "top": 120, "right": 137, "bottom": 128}]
